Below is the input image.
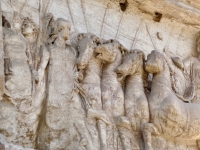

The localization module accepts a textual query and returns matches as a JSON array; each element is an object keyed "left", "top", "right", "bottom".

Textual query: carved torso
[
  {"left": 81, "top": 55, "right": 102, "bottom": 108},
  {"left": 46, "top": 44, "right": 76, "bottom": 130},
  {"left": 3, "top": 28, "right": 32, "bottom": 100},
  {"left": 48, "top": 44, "right": 75, "bottom": 98}
]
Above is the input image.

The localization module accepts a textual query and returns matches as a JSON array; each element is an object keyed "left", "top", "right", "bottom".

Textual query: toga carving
[
  {"left": 1, "top": 12, "right": 43, "bottom": 148},
  {"left": 37, "top": 16, "right": 93, "bottom": 150}
]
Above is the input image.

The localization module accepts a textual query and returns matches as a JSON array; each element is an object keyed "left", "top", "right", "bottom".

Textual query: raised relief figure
[
  {"left": 1, "top": 12, "right": 41, "bottom": 148},
  {"left": 3, "top": 12, "right": 32, "bottom": 101},
  {"left": 2, "top": 8, "right": 200, "bottom": 150},
  {"left": 21, "top": 17, "right": 38, "bottom": 70},
  {"left": 76, "top": 33, "right": 102, "bottom": 150},
  {"left": 76, "top": 33, "right": 102, "bottom": 109},
  {"left": 143, "top": 50, "right": 200, "bottom": 150},
  {"left": 37, "top": 17, "right": 93, "bottom": 150},
  {"left": 95, "top": 40, "right": 127, "bottom": 150},
  {"left": 116, "top": 49, "right": 149, "bottom": 150},
  {"left": 76, "top": 33, "right": 111, "bottom": 150}
]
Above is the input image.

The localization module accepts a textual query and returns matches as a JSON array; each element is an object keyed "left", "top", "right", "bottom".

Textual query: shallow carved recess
[{"left": 1, "top": 0, "right": 200, "bottom": 150}]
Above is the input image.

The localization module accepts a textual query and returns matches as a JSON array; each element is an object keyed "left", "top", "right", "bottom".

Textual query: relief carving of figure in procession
[
  {"left": 3, "top": 11, "right": 32, "bottom": 101},
  {"left": 37, "top": 14, "right": 93, "bottom": 150},
  {"left": 1, "top": 11, "right": 43, "bottom": 148},
  {"left": 94, "top": 39, "right": 128, "bottom": 149},
  {"left": 143, "top": 50, "right": 200, "bottom": 150},
  {"left": 116, "top": 49, "right": 149, "bottom": 149},
  {"left": 2, "top": 3, "right": 200, "bottom": 149}
]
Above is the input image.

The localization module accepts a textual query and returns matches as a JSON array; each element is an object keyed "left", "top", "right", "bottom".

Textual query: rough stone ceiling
[{"left": 134, "top": 0, "right": 200, "bottom": 26}]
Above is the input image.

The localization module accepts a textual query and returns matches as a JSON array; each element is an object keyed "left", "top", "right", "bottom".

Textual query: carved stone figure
[
  {"left": 2, "top": 1, "right": 200, "bottom": 149},
  {"left": 94, "top": 40, "right": 128, "bottom": 150},
  {"left": 76, "top": 33, "right": 102, "bottom": 109},
  {"left": 3, "top": 11, "right": 31, "bottom": 101},
  {"left": 116, "top": 49, "right": 149, "bottom": 149},
  {"left": 1, "top": 12, "right": 42, "bottom": 148},
  {"left": 21, "top": 17, "right": 38, "bottom": 70},
  {"left": 37, "top": 18, "right": 93, "bottom": 150},
  {"left": 76, "top": 33, "right": 111, "bottom": 150},
  {"left": 46, "top": 18, "right": 74, "bottom": 130},
  {"left": 143, "top": 50, "right": 200, "bottom": 150}
]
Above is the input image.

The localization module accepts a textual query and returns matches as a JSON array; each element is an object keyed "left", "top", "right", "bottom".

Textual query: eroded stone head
[
  {"left": 116, "top": 49, "right": 145, "bottom": 77},
  {"left": 77, "top": 33, "right": 101, "bottom": 70},
  {"left": 55, "top": 18, "right": 71, "bottom": 41},
  {"left": 145, "top": 50, "right": 164, "bottom": 74},
  {"left": 47, "top": 18, "right": 71, "bottom": 45},
  {"left": 21, "top": 17, "right": 38, "bottom": 43},
  {"left": 12, "top": 11, "right": 24, "bottom": 31},
  {"left": 95, "top": 39, "right": 127, "bottom": 63}
]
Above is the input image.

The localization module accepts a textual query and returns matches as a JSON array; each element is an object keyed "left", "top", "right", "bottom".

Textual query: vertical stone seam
[
  {"left": 100, "top": 4, "right": 109, "bottom": 38},
  {"left": 81, "top": 0, "right": 88, "bottom": 32},
  {"left": 145, "top": 23, "right": 157, "bottom": 50},
  {"left": 66, "top": 0, "right": 76, "bottom": 32},
  {"left": 115, "top": 12, "right": 124, "bottom": 39},
  {"left": 20, "top": 0, "right": 29, "bottom": 14},
  {"left": 131, "top": 19, "right": 142, "bottom": 49}
]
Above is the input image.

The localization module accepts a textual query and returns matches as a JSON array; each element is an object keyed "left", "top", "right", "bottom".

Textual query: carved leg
[
  {"left": 196, "top": 140, "right": 200, "bottom": 149},
  {"left": 86, "top": 118, "right": 99, "bottom": 149},
  {"left": 87, "top": 108, "right": 113, "bottom": 150},
  {"left": 74, "top": 120, "right": 94, "bottom": 150},
  {"left": 116, "top": 116, "right": 133, "bottom": 150},
  {"left": 142, "top": 123, "right": 159, "bottom": 150},
  {"left": 118, "top": 127, "right": 132, "bottom": 150},
  {"left": 107, "top": 125, "right": 114, "bottom": 150},
  {"left": 97, "top": 120, "right": 107, "bottom": 150}
]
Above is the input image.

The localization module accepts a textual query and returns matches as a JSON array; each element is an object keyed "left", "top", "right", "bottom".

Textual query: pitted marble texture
[{"left": 1, "top": 0, "right": 200, "bottom": 150}]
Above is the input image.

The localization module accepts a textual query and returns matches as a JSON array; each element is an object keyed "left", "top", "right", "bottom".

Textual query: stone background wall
[{"left": 1, "top": 0, "right": 199, "bottom": 57}]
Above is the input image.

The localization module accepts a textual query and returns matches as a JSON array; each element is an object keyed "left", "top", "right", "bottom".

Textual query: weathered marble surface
[{"left": 1, "top": 0, "right": 200, "bottom": 150}]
